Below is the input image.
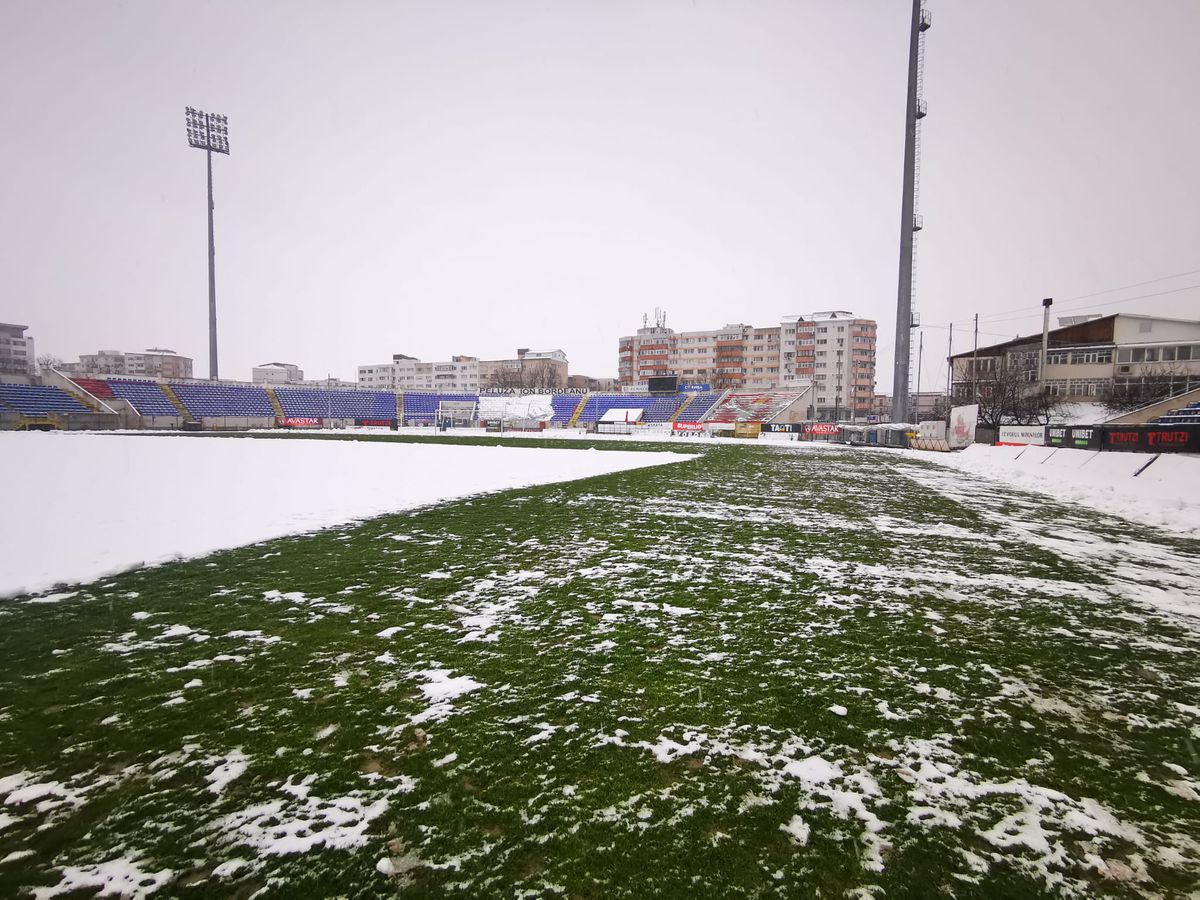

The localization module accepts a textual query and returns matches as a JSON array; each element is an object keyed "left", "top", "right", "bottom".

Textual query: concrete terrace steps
[
  {"left": 567, "top": 395, "right": 588, "bottom": 427},
  {"left": 160, "top": 384, "right": 196, "bottom": 421},
  {"left": 265, "top": 387, "right": 285, "bottom": 418},
  {"left": 667, "top": 393, "right": 695, "bottom": 423}
]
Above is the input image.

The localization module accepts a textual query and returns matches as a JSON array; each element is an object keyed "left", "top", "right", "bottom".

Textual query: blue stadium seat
[
  {"left": 106, "top": 380, "right": 178, "bottom": 416},
  {"left": 0, "top": 384, "right": 90, "bottom": 415},
  {"left": 550, "top": 395, "right": 582, "bottom": 424},
  {"left": 576, "top": 393, "right": 656, "bottom": 423},
  {"left": 1152, "top": 399, "right": 1200, "bottom": 425},
  {"left": 674, "top": 392, "right": 723, "bottom": 422},
  {"left": 170, "top": 383, "right": 273, "bottom": 417},
  {"left": 276, "top": 388, "right": 396, "bottom": 419},
  {"left": 402, "top": 393, "right": 478, "bottom": 422}
]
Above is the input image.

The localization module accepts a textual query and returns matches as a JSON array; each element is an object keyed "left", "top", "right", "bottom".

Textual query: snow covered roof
[{"left": 599, "top": 408, "right": 644, "bottom": 423}]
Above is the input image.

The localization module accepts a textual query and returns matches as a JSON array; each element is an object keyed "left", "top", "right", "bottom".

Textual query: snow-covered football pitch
[{"left": 1, "top": 432, "right": 1198, "bottom": 898}]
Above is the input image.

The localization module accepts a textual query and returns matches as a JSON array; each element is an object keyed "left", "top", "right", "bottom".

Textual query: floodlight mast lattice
[{"left": 185, "top": 107, "right": 229, "bottom": 380}]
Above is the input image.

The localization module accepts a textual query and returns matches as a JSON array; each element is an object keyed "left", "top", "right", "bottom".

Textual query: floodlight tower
[
  {"left": 891, "top": 0, "right": 931, "bottom": 423},
  {"left": 185, "top": 107, "right": 230, "bottom": 380}
]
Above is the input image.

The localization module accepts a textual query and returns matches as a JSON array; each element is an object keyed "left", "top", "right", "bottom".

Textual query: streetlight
[{"left": 185, "top": 107, "right": 230, "bottom": 380}]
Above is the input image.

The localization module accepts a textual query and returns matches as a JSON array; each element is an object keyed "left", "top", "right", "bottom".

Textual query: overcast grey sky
[{"left": 3, "top": 0, "right": 1198, "bottom": 390}]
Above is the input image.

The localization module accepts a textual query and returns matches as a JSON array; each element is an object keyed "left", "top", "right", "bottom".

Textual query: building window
[{"left": 1068, "top": 349, "right": 1113, "bottom": 365}]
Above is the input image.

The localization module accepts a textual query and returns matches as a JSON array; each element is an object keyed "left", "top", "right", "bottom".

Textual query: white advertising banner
[
  {"left": 919, "top": 420, "right": 947, "bottom": 440},
  {"left": 997, "top": 424, "right": 1046, "bottom": 446},
  {"left": 948, "top": 404, "right": 978, "bottom": 449}
]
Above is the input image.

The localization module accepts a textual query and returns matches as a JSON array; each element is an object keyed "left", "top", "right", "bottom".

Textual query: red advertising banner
[
  {"left": 805, "top": 423, "right": 840, "bottom": 435},
  {"left": 672, "top": 422, "right": 705, "bottom": 432},
  {"left": 276, "top": 416, "right": 322, "bottom": 428}
]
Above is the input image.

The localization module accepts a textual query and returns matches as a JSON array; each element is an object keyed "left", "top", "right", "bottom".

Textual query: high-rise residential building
[
  {"left": 618, "top": 311, "right": 877, "bottom": 419},
  {"left": 0, "top": 324, "right": 35, "bottom": 376},
  {"left": 64, "top": 348, "right": 192, "bottom": 379}
]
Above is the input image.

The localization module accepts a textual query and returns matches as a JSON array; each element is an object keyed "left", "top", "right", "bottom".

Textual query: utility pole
[
  {"left": 915, "top": 330, "right": 923, "bottom": 421},
  {"left": 945, "top": 321, "right": 953, "bottom": 409},
  {"left": 1039, "top": 298, "right": 1053, "bottom": 390},
  {"left": 185, "top": 108, "right": 230, "bottom": 381},
  {"left": 971, "top": 313, "right": 979, "bottom": 405},
  {"left": 891, "top": 0, "right": 932, "bottom": 424}
]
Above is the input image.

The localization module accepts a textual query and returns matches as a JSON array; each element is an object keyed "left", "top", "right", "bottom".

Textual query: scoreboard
[{"left": 647, "top": 375, "right": 679, "bottom": 394}]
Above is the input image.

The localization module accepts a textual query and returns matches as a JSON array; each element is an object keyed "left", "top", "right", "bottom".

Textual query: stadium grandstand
[
  {"left": 1, "top": 372, "right": 828, "bottom": 433},
  {"left": 402, "top": 392, "right": 478, "bottom": 424},
  {"left": 170, "top": 382, "right": 274, "bottom": 417},
  {"left": 1155, "top": 400, "right": 1200, "bottom": 425},
  {"left": 104, "top": 379, "right": 179, "bottom": 416},
  {"left": 550, "top": 395, "right": 584, "bottom": 424},
  {"left": 276, "top": 387, "right": 396, "bottom": 420},
  {"left": 0, "top": 383, "right": 90, "bottom": 415},
  {"left": 706, "top": 389, "right": 811, "bottom": 424},
  {"left": 671, "top": 391, "right": 724, "bottom": 422},
  {"left": 571, "top": 393, "right": 657, "bottom": 424}
]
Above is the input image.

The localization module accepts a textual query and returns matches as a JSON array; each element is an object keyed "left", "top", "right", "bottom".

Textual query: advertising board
[
  {"left": 948, "top": 404, "right": 978, "bottom": 449},
  {"left": 275, "top": 416, "right": 321, "bottom": 428},
  {"left": 805, "top": 423, "right": 841, "bottom": 435},
  {"left": 997, "top": 425, "right": 1045, "bottom": 446},
  {"left": 1046, "top": 425, "right": 1100, "bottom": 450},
  {"left": 1100, "top": 425, "right": 1200, "bottom": 453}
]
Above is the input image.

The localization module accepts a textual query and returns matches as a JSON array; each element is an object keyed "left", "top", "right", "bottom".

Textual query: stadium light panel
[{"left": 185, "top": 107, "right": 230, "bottom": 154}]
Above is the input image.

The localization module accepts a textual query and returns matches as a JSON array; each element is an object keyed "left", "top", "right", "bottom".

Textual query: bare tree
[
  {"left": 36, "top": 353, "right": 65, "bottom": 372},
  {"left": 962, "top": 357, "right": 1065, "bottom": 428},
  {"left": 1099, "top": 365, "right": 1196, "bottom": 414},
  {"left": 520, "top": 359, "right": 560, "bottom": 391},
  {"left": 486, "top": 366, "right": 525, "bottom": 390}
]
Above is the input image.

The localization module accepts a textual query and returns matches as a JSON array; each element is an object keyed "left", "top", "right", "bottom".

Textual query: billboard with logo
[
  {"left": 1046, "top": 425, "right": 1100, "bottom": 450},
  {"left": 1100, "top": 425, "right": 1200, "bottom": 453},
  {"left": 997, "top": 425, "right": 1046, "bottom": 446},
  {"left": 275, "top": 416, "right": 322, "bottom": 428},
  {"left": 948, "top": 404, "right": 978, "bottom": 449},
  {"left": 805, "top": 423, "right": 840, "bottom": 435}
]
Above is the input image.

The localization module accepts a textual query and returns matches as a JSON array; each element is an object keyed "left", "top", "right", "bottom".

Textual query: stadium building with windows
[{"left": 950, "top": 313, "right": 1200, "bottom": 402}]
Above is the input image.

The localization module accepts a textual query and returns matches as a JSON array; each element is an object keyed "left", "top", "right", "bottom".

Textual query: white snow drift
[
  {"left": 911, "top": 443, "right": 1200, "bottom": 536},
  {"left": 0, "top": 432, "right": 690, "bottom": 597}
]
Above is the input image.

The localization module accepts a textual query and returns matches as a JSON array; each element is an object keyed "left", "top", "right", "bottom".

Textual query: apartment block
[
  {"left": 359, "top": 349, "right": 568, "bottom": 392},
  {"left": 66, "top": 347, "right": 193, "bottom": 379},
  {"left": 0, "top": 324, "right": 35, "bottom": 376},
  {"left": 619, "top": 311, "right": 877, "bottom": 419},
  {"left": 359, "top": 354, "right": 482, "bottom": 392}
]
